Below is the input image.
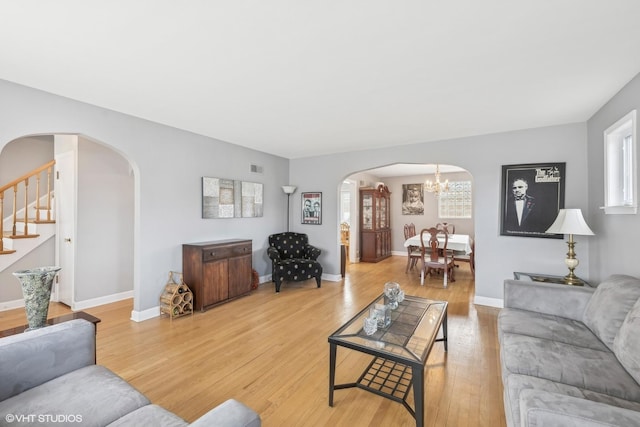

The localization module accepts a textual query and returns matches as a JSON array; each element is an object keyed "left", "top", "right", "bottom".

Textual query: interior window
[
  {"left": 604, "top": 110, "right": 637, "bottom": 214},
  {"left": 438, "top": 180, "right": 472, "bottom": 218}
]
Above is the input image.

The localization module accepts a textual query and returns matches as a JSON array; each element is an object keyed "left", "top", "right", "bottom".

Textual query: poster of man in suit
[{"left": 500, "top": 163, "right": 565, "bottom": 238}]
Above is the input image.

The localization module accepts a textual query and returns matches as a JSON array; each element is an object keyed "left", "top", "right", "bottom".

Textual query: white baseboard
[
  {"left": 0, "top": 299, "right": 26, "bottom": 312},
  {"left": 131, "top": 306, "right": 161, "bottom": 322},
  {"left": 72, "top": 290, "right": 134, "bottom": 311},
  {"left": 474, "top": 296, "right": 503, "bottom": 308},
  {"left": 322, "top": 273, "right": 342, "bottom": 282},
  {"left": 1, "top": 291, "right": 135, "bottom": 314}
]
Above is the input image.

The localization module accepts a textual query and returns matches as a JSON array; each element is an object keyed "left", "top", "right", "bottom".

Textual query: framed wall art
[
  {"left": 302, "top": 192, "right": 322, "bottom": 224},
  {"left": 202, "top": 177, "right": 263, "bottom": 218},
  {"left": 401, "top": 183, "right": 424, "bottom": 215},
  {"left": 500, "top": 163, "right": 565, "bottom": 238}
]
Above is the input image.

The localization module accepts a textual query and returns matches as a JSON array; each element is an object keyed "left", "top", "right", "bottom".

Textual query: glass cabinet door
[
  {"left": 362, "top": 194, "right": 373, "bottom": 230},
  {"left": 380, "top": 196, "right": 387, "bottom": 228},
  {"left": 375, "top": 196, "right": 381, "bottom": 230}
]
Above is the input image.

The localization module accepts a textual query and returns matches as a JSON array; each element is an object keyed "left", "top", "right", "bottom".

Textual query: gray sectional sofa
[
  {"left": 0, "top": 319, "right": 261, "bottom": 427},
  {"left": 498, "top": 275, "right": 640, "bottom": 427}
]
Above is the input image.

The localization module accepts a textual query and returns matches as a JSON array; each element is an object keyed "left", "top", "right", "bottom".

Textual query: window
[
  {"left": 438, "top": 181, "right": 472, "bottom": 218},
  {"left": 604, "top": 110, "right": 637, "bottom": 214}
]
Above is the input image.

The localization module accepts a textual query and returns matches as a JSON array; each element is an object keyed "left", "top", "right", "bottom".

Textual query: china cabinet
[{"left": 360, "top": 184, "right": 391, "bottom": 262}]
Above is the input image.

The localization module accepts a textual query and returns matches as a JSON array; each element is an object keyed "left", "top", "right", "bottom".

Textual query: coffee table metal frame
[{"left": 328, "top": 294, "right": 447, "bottom": 427}]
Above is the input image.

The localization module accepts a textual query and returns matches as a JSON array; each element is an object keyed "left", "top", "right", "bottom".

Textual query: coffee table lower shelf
[{"left": 334, "top": 357, "right": 415, "bottom": 416}]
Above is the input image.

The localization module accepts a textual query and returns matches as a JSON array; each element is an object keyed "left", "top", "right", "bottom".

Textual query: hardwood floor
[{"left": 0, "top": 256, "right": 506, "bottom": 427}]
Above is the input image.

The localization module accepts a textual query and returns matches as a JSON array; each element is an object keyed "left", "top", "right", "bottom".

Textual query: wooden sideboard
[{"left": 182, "top": 239, "right": 253, "bottom": 311}]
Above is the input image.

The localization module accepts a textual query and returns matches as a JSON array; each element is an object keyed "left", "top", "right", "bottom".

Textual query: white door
[{"left": 54, "top": 136, "right": 77, "bottom": 307}]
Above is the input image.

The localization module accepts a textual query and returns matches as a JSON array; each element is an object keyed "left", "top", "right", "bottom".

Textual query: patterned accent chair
[{"left": 267, "top": 232, "right": 323, "bottom": 293}]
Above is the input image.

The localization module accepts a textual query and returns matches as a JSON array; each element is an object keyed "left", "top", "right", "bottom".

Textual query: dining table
[
  {"left": 404, "top": 233, "right": 472, "bottom": 285},
  {"left": 403, "top": 233, "right": 473, "bottom": 254}
]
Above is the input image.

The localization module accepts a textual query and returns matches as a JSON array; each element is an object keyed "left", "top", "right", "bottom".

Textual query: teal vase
[{"left": 13, "top": 266, "right": 61, "bottom": 331}]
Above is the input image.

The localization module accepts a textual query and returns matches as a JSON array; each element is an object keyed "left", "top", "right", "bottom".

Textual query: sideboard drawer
[
  {"left": 231, "top": 242, "right": 252, "bottom": 257},
  {"left": 202, "top": 246, "right": 232, "bottom": 262}
]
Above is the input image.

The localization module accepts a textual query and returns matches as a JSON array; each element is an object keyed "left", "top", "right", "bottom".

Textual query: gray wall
[
  {"left": 0, "top": 79, "right": 290, "bottom": 316},
  {"left": 76, "top": 138, "right": 134, "bottom": 301},
  {"left": 4, "top": 69, "right": 632, "bottom": 312},
  {"left": 0, "top": 136, "right": 54, "bottom": 226},
  {"left": 587, "top": 72, "right": 640, "bottom": 283},
  {"left": 290, "top": 123, "right": 589, "bottom": 304},
  {"left": 0, "top": 137, "right": 54, "bottom": 305},
  {"left": 0, "top": 237, "right": 55, "bottom": 304},
  {"left": 0, "top": 135, "right": 53, "bottom": 183}
]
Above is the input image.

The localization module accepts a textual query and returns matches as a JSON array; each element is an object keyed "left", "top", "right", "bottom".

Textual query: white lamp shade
[
  {"left": 282, "top": 185, "right": 297, "bottom": 194},
  {"left": 545, "top": 209, "right": 595, "bottom": 236}
]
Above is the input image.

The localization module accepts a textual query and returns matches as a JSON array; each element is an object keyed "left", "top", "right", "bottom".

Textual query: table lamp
[
  {"left": 282, "top": 185, "right": 297, "bottom": 231},
  {"left": 545, "top": 208, "right": 594, "bottom": 286}
]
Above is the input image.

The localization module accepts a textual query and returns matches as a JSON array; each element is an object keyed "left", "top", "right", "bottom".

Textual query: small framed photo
[
  {"left": 302, "top": 192, "right": 322, "bottom": 225},
  {"left": 500, "top": 162, "right": 565, "bottom": 238}
]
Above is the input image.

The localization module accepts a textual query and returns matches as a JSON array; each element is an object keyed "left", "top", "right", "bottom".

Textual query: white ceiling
[{"left": 1, "top": 1, "right": 640, "bottom": 160}]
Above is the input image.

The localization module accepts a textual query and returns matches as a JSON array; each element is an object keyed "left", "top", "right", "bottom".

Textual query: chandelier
[{"left": 425, "top": 164, "right": 450, "bottom": 196}]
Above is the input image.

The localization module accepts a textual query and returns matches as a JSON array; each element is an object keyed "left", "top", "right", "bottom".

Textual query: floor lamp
[
  {"left": 282, "top": 185, "right": 297, "bottom": 231},
  {"left": 545, "top": 208, "right": 595, "bottom": 286}
]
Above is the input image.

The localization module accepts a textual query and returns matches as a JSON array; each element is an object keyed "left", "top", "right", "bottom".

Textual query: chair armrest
[
  {"left": 503, "top": 279, "right": 595, "bottom": 321},
  {"left": 267, "top": 247, "right": 281, "bottom": 262},
  {"left": 0, "top": 319, "right": 96, "bottom": 401},
  {"left": 520, "top": 389, "right": 640, "bottom": 427},
  {"left": 304, "top": 244, "right": 321, "bottom": 260},
  {"left": 189, "top": 399, "right": 261, "bottom": 427}
]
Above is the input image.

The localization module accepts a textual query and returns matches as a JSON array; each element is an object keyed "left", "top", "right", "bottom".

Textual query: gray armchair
[{"left": 267, "top": 232, "right": 322, "bottom": 292}]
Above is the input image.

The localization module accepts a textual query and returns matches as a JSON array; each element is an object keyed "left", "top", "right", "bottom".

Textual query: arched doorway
[
  {"left": 341, "top": 163, "right": 474, "bottom": 267},
  {"left": 0, "top": 133, "right": 135, "bottom": 311}
]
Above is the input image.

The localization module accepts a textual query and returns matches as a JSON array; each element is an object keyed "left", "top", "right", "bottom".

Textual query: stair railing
[{"left": 0, "top": 160, "right": 55, "bottom": 252}]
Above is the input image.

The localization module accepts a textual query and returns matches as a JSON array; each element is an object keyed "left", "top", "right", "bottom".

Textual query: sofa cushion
[
  {"left": 583, "top": 274, "right": 640, "bottom": 351},
  {"left": 519, "top": 389, "right": 640, "bottom": 427},
  {"left": 0, "top": 319, "right": 95, "bottom": 401},
  {"left": 500, "top": 333, "right": 640, "bottom": 402},
  {"left": 107, "top": 404, "right": 187, "bottom": 427},
  {"left": 0, "top": 365, "right": 150, "bottom": 427},
  {"left": 613, "top": 296, "right": 640, "bottom": 385},
  {"left": 189, "top": 399, "right": 262, "bottom": 427},
  {"left": 498, "top": 308, "right": 608, "bottom": 351},
  {"left": 504, "top": 374, "right": 640, "bottom": 427}
]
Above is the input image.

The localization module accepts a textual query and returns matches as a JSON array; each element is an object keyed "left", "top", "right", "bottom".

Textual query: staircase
[{"left": 1, "top": 161, "right": 56, "bottom": 271}]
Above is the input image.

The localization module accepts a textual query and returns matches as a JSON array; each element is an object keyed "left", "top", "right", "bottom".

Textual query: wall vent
[{"left": 251, "top": 164, "right": 263, "bottom": 174}]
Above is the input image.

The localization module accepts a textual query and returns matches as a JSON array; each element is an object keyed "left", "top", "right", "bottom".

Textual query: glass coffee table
[{"left": 328, "top": 294, "right": 447, "bottom": 427}]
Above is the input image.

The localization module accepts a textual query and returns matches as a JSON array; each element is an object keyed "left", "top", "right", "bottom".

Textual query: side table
[
  {"left": 0, "top": 311, "right": 101, "bottom": 338},
  {"left": 513, "top": 272, "right": 590, "bottom": 287}
]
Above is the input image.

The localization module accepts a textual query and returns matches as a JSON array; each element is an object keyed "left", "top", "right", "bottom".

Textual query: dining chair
[
  {"left": 437, "top": 222, "right": 456, "bottom": 235},
  {"left": 419, "top": 227, "right": 456, "bottom": 287},
  {"left": 340, "top": 222, "right": 350, "bottom": 261},
  {"left": 404, "top": 223, "right": 421, "bottom": 273},
  {"left": 435, "top": 222, "right": 456, "bottom": 258},
  {"left": 453, "top": 235, "right": 475, "bottom": 277}
]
